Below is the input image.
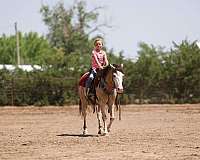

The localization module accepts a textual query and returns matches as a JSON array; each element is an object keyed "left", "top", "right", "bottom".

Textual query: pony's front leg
[
  {"left": 100, "top": 104, "right": 108, "bottom": 135},
  {"left": 96, "top": 105, "right": 103, "bottom": 134},
  {"left": 107, "top": 104, "right": 115, "bottom": 132}
]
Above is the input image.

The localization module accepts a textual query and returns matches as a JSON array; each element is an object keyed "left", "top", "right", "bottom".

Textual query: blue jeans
[{"left": 86, "top": 69, "right": 97, "bottom": 89}]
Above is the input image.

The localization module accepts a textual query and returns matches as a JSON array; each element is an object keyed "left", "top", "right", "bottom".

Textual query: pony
[{"left": 79, "top": 64, "right": 124, "bottom": 135}]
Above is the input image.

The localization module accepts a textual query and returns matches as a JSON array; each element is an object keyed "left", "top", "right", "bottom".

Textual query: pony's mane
[
  {"left": 100, "top": 64, "right": 124, "bottom": 79},
  {"left": 101, "top": 65, "right": 110, "bottom": 77}
]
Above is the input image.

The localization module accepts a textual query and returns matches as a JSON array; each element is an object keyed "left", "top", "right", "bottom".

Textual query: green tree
[
  {"left": 40, "top": 1, "right": 107, "bottom": 55},
  {"left": 20, "top": 32, "right": 54, "bottom": 65},
  {"left": 0, "top": 34, "right": 16, "bottom": 64},
  {"left": 133, "top": 42, "right": 163, "bottom": 103},
  {"left": 0, "top": 32, "right": 54, "bottom": 65},
  {"left": 162, "top": 40, "right": 200, "bottom": 103}
]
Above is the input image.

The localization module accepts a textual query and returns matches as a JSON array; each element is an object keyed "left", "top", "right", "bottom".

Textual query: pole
[{"left": 15, "top": 22, "right": 20, "bottom": 66}]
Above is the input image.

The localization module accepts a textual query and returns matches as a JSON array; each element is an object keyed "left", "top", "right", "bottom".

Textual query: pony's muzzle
[{"left": 117, "top": 88, "right": 123, "bottom": 93}]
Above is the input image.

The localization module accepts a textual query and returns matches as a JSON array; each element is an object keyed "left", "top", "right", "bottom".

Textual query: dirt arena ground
[{"left": 0, "top": 104, "right": 200, "bottom": 160}]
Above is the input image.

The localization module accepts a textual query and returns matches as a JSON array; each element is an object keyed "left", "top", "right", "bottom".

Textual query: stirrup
[{"left": 86, "top": 88, "right": 90, "bottom": 97}]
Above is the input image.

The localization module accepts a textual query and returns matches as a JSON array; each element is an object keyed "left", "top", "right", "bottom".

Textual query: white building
[{"left": 0, "top": 64, "right": 42, "bottom": 72}]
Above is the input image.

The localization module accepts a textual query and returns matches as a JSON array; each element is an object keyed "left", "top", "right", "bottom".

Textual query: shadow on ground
[{"left": 57, "top": 133, "right": 99, "bottom": 137}]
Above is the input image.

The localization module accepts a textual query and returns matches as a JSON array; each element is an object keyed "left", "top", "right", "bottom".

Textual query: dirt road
[{"left": 0, "top": 104, "right": 200, "bottom": 160}]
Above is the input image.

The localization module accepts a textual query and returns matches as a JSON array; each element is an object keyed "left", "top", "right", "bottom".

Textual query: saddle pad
[{"left": 79, "top": 72, "right": 89, "bottom": 87}]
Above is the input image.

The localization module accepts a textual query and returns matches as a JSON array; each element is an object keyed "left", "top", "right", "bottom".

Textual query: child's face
[{"left": 95, "top": 40, "right": 103, "bottom": 50}]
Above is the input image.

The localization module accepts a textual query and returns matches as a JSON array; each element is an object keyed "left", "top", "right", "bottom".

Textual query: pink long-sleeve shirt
[{"left": 91, "top": 49, "right": 107, "bottom": 70}]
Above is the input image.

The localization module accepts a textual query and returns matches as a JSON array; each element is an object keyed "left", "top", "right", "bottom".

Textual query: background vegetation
[{"left": 0, "top": 1, "right": 200, "bottom": 106}]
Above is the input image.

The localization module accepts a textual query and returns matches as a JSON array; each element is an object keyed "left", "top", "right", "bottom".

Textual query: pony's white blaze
[{"left": 113, "top": 71, "right": 124, "bottom": 93}]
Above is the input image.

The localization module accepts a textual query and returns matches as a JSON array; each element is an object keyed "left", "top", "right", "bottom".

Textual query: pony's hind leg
[
  {"left": 79, "top": 86, "right": 88, "bottom": 135},
  {"left": 82, "top": 104, "right": 88, "bottom": 135},
  {"left": 83, "top": 112, "right": 88, "bottom": 135},
  {"left": 83, "top": 115, "right": 88, "bottom": 135}
]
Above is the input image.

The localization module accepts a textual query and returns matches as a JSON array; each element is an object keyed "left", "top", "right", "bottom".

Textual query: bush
[{"left": 0, "top": 68, "right": 77, "bottom": 106}]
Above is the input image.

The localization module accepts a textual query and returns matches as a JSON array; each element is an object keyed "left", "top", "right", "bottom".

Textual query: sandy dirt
[{"left": 0, "top": 104, "right": 200, "bottom": 160}]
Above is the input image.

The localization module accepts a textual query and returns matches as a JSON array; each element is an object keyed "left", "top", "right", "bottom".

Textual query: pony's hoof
[
  {"left": 98, "top": 128, "right": 103, "bottom": 135},
  {"left": 102, "top": 132, "right": 109, "bottom": 136},
  {"left": 101, "top": 129, "right": 109, "bottom": 136},
  {"left": 83, "top": 129, "right": 88, "bottom": 135}
]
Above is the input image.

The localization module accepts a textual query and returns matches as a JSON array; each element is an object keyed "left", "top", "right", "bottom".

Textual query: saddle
[{"left": 79, "top": 70, "right": 103, "bottom": 97}]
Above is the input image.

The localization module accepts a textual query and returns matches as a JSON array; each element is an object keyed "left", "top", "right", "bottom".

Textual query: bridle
[{"left": 98, "top": 64, "right": 121, "bottom": 95}]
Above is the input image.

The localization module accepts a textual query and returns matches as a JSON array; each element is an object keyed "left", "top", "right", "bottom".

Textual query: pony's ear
[
  {"left": 117, "top": 64, "right": 124, "bottom": 74},
  {"left": 110, "top": 64, "right": 116, "bottom": 69}
]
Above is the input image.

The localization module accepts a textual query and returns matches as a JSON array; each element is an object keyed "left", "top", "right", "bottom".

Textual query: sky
[{"left": 0, "top": 0, "right": 200, "bottom": 59}]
